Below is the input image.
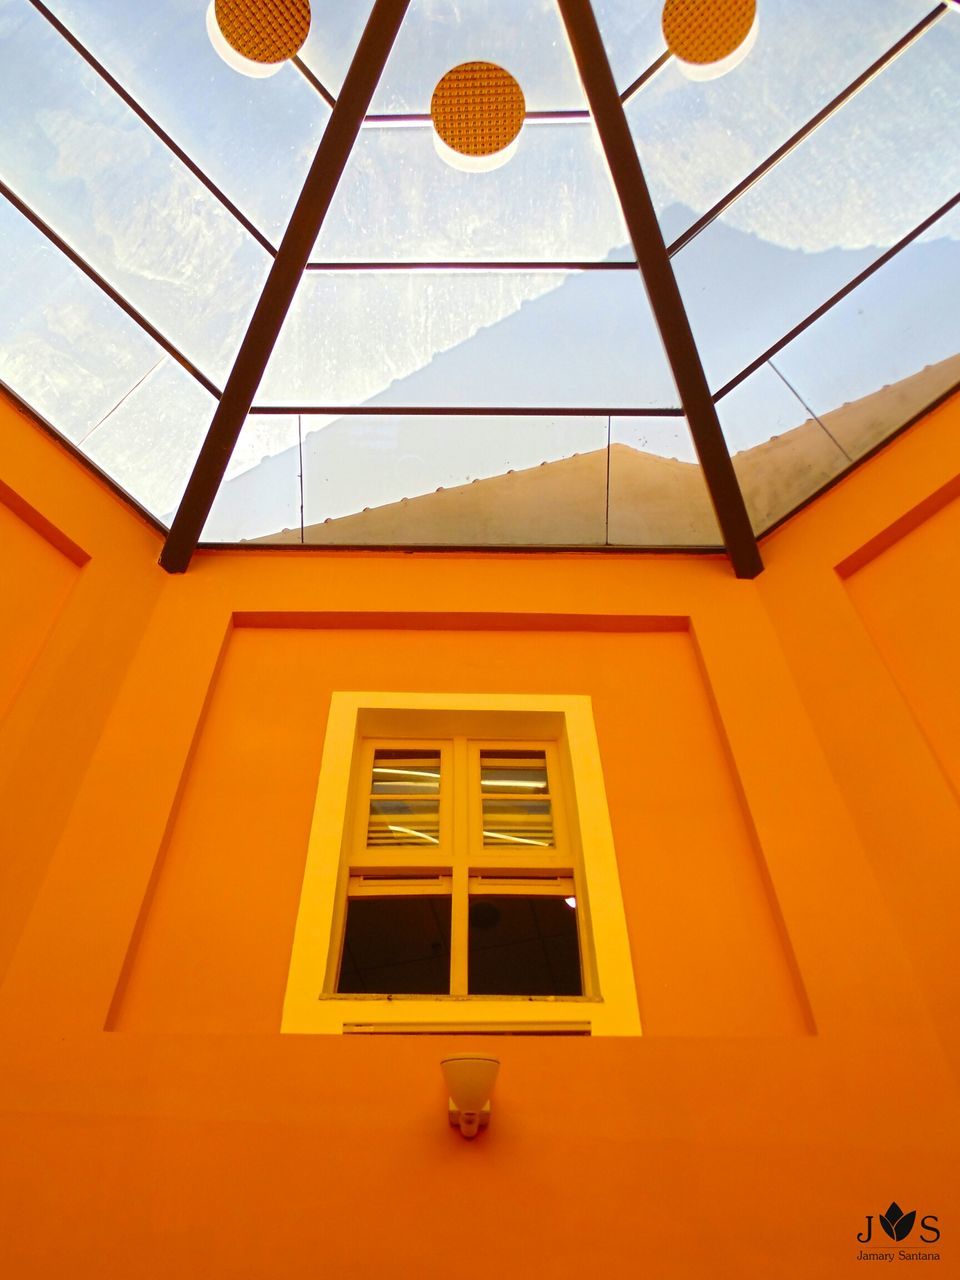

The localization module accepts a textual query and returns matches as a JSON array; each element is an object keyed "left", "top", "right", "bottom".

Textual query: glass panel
[
  {"left": 367, "top": 749, "right": 442, "bottom": 846},
  {"left": 716, "top": 361, "right": 850, "bottom": 535},
  {"left": 296, "top": 1, "right": 377, "bottom": 99},
  {"left": 292, "top": 413, "right": 609, "bottom": 548},
  {"left": 202, "top": 415, "right": 302, "bottom": 543},
  {"left": 593, "top": 0, "right": 666, "bottom": 96},
  {"left": 371, "top": 749, "right": 442, "bottom": 794},
  {"left": 260, "top": 270, "right": 677, "bottom": 409},
  {"left": 772, "top": 209, "right": 960, "bottom": 470},
  {"left": 82, "top": 359, "right": 216, "bottom": 522},
  {"left": 368, "top": 0, "right": 586, "bottom": 115},
  {"left": 608, "top": 416, "right": 723, "bottom": 546},
  {"left": 480, "top": 751, "right": 549, "bottom": 794},
  {"left": 367, "top": 801, "right": 441, "bottom": 846},
  {"left": 0, "top": 195, "right": 159, "bottom": 443},
  {"left": 0, "top": 0, "right": 271, "bottom": 384},
  {"left": 468, "top": 895, "right": 581, "bottom": 995},
  {"left": 481, "top": 800, "right": 554, "bottom": 848},
  {"left": 312, "top": 122, "right": 631, "bottom": 263},
  {"left": 672, "top": 16, "right": 960, "bottom": 393},
  {"left": 628, "top": 0, "right": 939, "bottom": 244},
  {"left": 481, "top": 751, "right": 554, "bottom": 848},
  {"left": 39, "top": 0, "right": 331, "bottom": 242},
  {"left": 337, "top": 895, "right": 451, "bottom": 994}
]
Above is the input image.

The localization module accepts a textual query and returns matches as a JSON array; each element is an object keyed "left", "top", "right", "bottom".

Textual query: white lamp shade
[{"left": 441, "top": 1055, "right": 500, "bottom": 1112}]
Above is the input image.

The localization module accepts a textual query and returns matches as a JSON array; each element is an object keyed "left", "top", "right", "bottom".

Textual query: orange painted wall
[{"left": 0, "top": 389, "right": 958, "bottom": 1278}]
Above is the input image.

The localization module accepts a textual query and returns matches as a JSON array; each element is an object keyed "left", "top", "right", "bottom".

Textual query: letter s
[{"left": 920, "top": 1216, "right": 940, "bottom": 1244}]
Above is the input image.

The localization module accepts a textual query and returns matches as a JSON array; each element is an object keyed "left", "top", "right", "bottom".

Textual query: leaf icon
[
  {"left": 879, "top": 1204, "right": 916, "bottom": 1242},
  {"left": 894, "top": 1211, "right": 916, "bottom": 1241}
]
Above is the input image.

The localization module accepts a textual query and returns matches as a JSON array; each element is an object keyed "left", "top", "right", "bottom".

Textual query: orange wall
[{"left": 1, "top": 390, "right": 958, "bottom": 1278}]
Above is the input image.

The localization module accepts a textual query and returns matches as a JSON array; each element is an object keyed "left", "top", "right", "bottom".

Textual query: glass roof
[{"left": 0, "top": 0, "right": 957, "bottom": 554}]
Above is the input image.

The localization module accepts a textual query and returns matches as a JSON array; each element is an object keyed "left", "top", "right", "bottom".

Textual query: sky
[{"left": 0, "top": 0, "right": 957, "bottom": 536}]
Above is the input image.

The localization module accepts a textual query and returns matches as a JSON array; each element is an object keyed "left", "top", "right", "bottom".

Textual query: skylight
[{"left": 0, "top": 0, "right": 957, "bottom": 568}]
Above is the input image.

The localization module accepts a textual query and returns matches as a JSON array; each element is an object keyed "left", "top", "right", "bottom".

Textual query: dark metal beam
[
  {"left": 160, "top": 0, "right": 411, "bottom": 573},
  {"left": 304, "top": 260, "right": 639, "bottom": 272},
  {"left": 0, "top": 177, "right": 221, "bottom": 399},
  {"left": 667, "top": 4, "right": 947, "bottom": 259},
  {"left": 26, "top": 0, "right": 278, "bottom": 258},
  {"left": 247, "top": 404, "right": 685, "bottom": 417},
  {"left": 557, "top": 0, "right": 762, "bottom": 578}
]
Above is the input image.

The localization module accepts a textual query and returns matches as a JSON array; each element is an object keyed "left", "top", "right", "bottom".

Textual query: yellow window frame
[{"left": 282, "top": 693, "right": 642, "bottom": 1036}]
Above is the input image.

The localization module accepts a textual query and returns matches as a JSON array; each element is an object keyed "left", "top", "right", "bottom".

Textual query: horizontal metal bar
[
  {"left": 26, "top": 0, "right": 279, "bottom": 258},
  {"left": 292, "top": 54, "right": 337, "bottom": 109},
  {"left": 714, "top": 189, "right": 960, "bottom": 402},
  {"left": 667, "top": 4, "right": 947, "bottom": 258},
  {"left": 248, "top": 404, "right": 685, "bottom": 417},
  {"left": 197, "top": 540, "right": 723, "bottom": 555},
  {"left": 304, "top": 260, "right": 638, "bottom": 272},
  {"left": 361, "top": 109, "right": 592, "bottom": 126},
  {"left": 0, "top": 178, "right": 222, "bottom": 400}
]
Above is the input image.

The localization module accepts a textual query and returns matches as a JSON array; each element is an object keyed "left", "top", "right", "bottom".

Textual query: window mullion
[{"left": 449, "top": 736, "right": 470, "bottom": 995}]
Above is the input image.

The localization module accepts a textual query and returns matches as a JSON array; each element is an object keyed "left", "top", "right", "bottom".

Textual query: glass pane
[
  {"left": 715, "top": 203, "right": 960, "bottom": 535},
  {"left": 338, "top": 895, "right": 451, "bottom": 994},
  {"left": 202, "top": 415, "right": 302, "bottom": 543},
  {"left": 260, "top": 270, "right": 677, "bottom": 409},
  {"left": 593, "top": 0, "right": 666, "bottom": 96},
  {"left": 608, "top": 416, "right": 722, "bottom": 546},
  {"left": 39, "top": 0, "right": 331, "bottom": 242},
  {"left": 715, "top": 361, "right": 849, "bottom": 535},
  {"left": 672, "top": 16, "right": 960, "bottom": 393},
  {"left": 468, "top": 895, "right": 581, "bottom": 996},
  {"left": 0, "top": 195, "right": 159, "bottom": 443},
  {"left": 367, "top": 801, "right": 441, "bottom": 847},
  {"left": 368, "top": 0, "right": 586, "bottom": 114},
  {"left": 482, "top": 800, "right": 554, "bottom": 848},
  {"left": 295, "top": 1, "right": 377, "bottom": 100},
  {"left": 772, "top": 209, "right": 960, "bottom": 471},
  {"left": 371, "top": 749, "right": 442, "bottom": 794},
  {"left": 311, "top": 122, "right": 631, "bottom": 263},
  {"left": 292, "top": 413, "right": 610, "bottom": 547},
  {"left": 628, "top": 0, "right": 938, "bottom": 245},
  {"left": 83, "top": 359, "right": 216, "bottom": 523},
  {"left": 0, "top": 0, "right": 271, "bottom": 384},
  {"left": 480, "top": 751, "right": 549, "bottom": 794}
]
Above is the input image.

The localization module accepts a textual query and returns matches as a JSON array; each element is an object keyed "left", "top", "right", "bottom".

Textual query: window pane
[
  {"left": 480, "top": 752, "right": 549, "bottom": 793},
  {"left": 371, "top": 749, "right": 441, "bottom": 794},
  {"left": 367, "top": 801, "right": 441, "bottom": 847},
  {"left": 481, "top": 750, "right": 553, "bottom": 846},
  {"left": 468, "top": 895, "right": 582, "bottom": 996},
  {"left": 481, "top": 801, "right": 554, "bottom": 847},
  {"left": 338, "top": 896, "right": 451, "bottom": 994}
]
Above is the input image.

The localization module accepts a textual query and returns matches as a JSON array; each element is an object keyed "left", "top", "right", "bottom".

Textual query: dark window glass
[
  {"left": 337, "top": 896, "right": 451, "bottom": 994},
  {"left": 468, "top": 895, "right": 582, "bottom": 996}
]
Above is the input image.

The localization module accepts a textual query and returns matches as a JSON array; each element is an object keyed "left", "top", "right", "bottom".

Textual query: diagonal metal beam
[
  {"left": 557, "top": 0, "right": 762, "bottom": 578},
  {"left": 160, "top": 0, "right": 410, "bottom": 572}
]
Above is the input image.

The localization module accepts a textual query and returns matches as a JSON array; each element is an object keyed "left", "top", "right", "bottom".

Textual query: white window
[{"left": 283, "top": 693, "right": 641, "bottom": 1035}]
